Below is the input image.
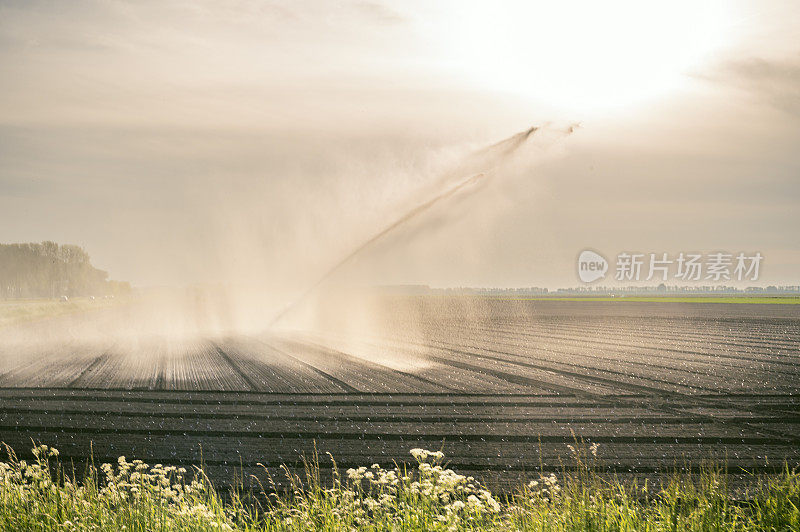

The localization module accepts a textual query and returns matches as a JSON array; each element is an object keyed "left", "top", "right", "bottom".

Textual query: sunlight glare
[{"left": 440, "top": 0, "right": 732, "bottom": 112}]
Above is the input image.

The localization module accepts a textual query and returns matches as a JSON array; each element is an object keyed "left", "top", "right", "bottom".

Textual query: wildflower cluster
[
  {"left": 96, "top": 455, "right": 231, "bottom": 526},
  {"left": 0, "top": 443, "right": 234, "bottom": 530},
  {"left": 406, "top": 448, "right": 502, "bottom": 517},
  {"left": 270, "top": 448, "right": 502, "bottom": 530},
  {"left": 526, "top": 473, "right": 561, "bottom": 502}
]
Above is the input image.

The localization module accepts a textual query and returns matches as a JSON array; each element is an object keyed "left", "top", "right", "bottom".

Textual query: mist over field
[{"left": 0, "top": 122, "right": 574, "bottom": 378}]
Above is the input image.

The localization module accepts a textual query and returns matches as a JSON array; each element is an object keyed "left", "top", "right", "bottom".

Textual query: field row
[
  {"left": 1, "top": 330, "right": 797, "bottom": 396},
  {"left": 1, "top": 391, "right": 797, "bottom": 489}
]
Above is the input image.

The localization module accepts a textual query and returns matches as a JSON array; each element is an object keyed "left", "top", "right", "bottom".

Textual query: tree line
[{"left": 0, "top": 242, "right": 131, "bottom": 299}]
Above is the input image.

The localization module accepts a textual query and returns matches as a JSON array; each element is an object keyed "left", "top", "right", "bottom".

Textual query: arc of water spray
[{"left": 269, "top": 126, "right": 540, "bottom": 326}]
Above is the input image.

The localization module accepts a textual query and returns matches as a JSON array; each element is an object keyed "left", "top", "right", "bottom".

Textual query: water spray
[{"left": 269, "top": 126, "right": 541, "bottom": 326}]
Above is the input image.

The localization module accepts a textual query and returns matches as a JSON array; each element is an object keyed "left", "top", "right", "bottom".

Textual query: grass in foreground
[{"left": 0, "top": 443, "right": 798, "bottom": 531}]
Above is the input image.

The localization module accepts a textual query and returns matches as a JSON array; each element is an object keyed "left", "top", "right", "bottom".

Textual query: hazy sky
[{"left": 1, "top": 0, "right": 798, "bottom": 292}]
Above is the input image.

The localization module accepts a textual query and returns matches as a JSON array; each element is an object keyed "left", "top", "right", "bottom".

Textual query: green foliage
[
  {"left": 0, "top": 241, "right": 130, "bottom": 298},
  {"left": 0, "top": 443, "right": 798, "bottom": 531}
]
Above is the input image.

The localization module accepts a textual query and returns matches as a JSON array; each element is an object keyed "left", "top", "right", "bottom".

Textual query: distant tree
[{"left": 0, "top": 242, "right": 130, "bottom": 298}]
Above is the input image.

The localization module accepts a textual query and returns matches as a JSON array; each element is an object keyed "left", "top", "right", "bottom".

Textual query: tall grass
[{"left": 0, "top": 442, "right": 797, "bottom": 531}]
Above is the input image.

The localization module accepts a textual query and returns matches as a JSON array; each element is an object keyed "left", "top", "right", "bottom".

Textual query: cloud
[
  {"left": 351, "top": 1, "right": 406, "bottom": 25},
  {"left": 706, "top": 55, "right": 800, "bottom": 115}
]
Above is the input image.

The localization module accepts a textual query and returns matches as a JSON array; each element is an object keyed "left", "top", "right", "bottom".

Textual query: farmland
[
  {"left": 0, "top": 297, "right": 798, "bottom": 490},
  {"left": 0, "top": 297, "right": 119, "bottom": 328}
]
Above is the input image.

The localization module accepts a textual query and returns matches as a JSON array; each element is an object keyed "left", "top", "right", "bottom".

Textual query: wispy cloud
[{"left": 704, "top": 55, "right": 800, "bottom": 115}]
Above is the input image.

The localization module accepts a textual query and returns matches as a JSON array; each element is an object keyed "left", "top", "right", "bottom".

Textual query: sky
[{"left": 1, "top": 0, "right": 799, "bottom": 296}]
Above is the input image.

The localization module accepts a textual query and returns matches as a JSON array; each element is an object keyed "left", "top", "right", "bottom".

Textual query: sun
[{"left": 439, "top": 0, "right": 733, "bottom": 113}]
